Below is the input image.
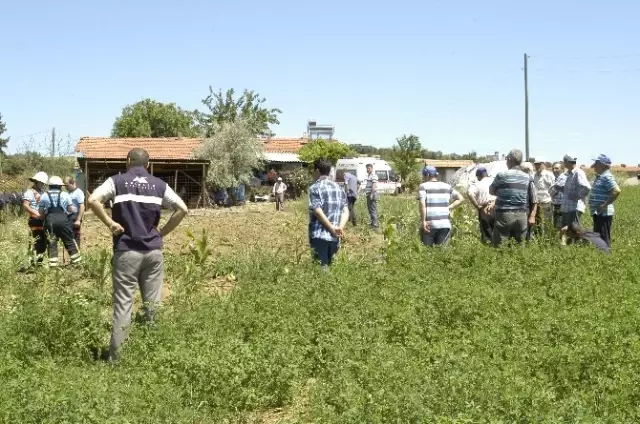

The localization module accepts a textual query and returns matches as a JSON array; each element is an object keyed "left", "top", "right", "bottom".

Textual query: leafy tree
[
  {"left": 298, "top": 139, "right": 356, "bottom": 166},
  {"left": 389, "top": 134, "right": 422, "bottom": 181},
  {"left": 111, "top": 99, "right": 200, "bottom": 138},
  {"left": 0, "top": 113, "right": 9, "bottom": 155},
  {"left": 198, "top": 87, "right": 281, "bottom": 137},
  {"left": 195, "top": 119, "right": 265, "bottom": 189}
]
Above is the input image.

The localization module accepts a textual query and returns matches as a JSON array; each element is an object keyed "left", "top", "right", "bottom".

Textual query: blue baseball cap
[
  {"left": 422, "top": 165, "right": 438, "bottom": 176},
  {"left": 592, "top": 154, "right": 612, "bottom": 166},
  {"left": 475, "top": 166, "right": 488, "bottom": 176}
]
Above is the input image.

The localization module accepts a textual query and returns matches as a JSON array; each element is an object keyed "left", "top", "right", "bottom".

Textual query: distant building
[
  {"left": 307, "top": 120, "right": 334, "bottom": 141},
  {"left": 422, "top": 159, "right": 474, "bottom": 184}
]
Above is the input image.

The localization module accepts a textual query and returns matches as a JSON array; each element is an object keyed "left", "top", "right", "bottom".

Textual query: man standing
[
  {"left": 343, "top": 171, "right": 359, "bottom": 226},
  {"left": 364, "top": 164, "right": 379, "bottom": 229},
  {"left": 489, "top": 149, "right": 538, "bottom": 246},
  {"left": 308, "top": 159, "right": 349, "bottom": 269},
  {"left": 560, "top": 153, "right": 591, "bottom": 243},
  {"left": 21, "top": 172, "right": 49, "bottom": 270},
  {"left": 87, "top": 148, "right": 188, "bottom": 361},
  {"left": 588, "top": 154, "right": 621, "bottom": 247},
  {"left": 39, "top": 176, "right": 82, "bottom": 268},
  {"left": 418, "top": 166, "right": 464, "bottom": 246},
  {"left": 65, "top": 176, "right": 85, "bottom": 248},
  {"left": 467, "top": 166, "right": 495, "bottom": 244},
  {"left": 548, "top": 162, "right": 567, "bottom": 230},
  {"left": 273, "top": 177, "right": 287, "bottom": 211},
  {"left": 532, "top": 157, "right": 555, "bottom": 236}
]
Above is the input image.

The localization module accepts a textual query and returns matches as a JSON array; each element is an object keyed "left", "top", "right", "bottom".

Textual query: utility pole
[
  {"left": 51, "top": 127, "right": 56, "bottom": 157},
  {"left": 524, "top": 53, "right": 530, "bottom": 161}
]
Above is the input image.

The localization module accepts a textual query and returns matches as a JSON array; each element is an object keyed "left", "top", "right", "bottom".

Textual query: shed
[{"left": 75, "top": 137, "right": 209, "bottom": 209}]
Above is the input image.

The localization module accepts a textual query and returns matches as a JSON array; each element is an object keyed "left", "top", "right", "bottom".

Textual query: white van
[{"left": 334, "top": 157, "right": 400, "bottom": 194}]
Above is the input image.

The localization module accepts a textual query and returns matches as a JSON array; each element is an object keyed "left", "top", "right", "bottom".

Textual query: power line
[
  {"left": 8, "top": 130, "right": 50, "bottom": 140},
  {"left": 530, "top": 53, "right": 640, "bottom": 60},
  {"left": 531, "top": 68, "right": 640, "bottom": 74}
]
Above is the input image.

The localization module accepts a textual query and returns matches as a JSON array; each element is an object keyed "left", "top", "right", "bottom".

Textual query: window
[
  {"left": 376, "top": 171, "right": 389, "bottom": 182},
  {"left": 389, "top": 170, "right": 397, "bottom": 182}
]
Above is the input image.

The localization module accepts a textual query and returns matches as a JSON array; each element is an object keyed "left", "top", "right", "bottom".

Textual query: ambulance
[{"left": 334, "top": 157, "right": 401, "bottom": 194}]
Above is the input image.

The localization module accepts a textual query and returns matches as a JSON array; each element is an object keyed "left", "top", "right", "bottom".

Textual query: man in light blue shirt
[
  {"left": 343, "top": 172, "right": 359, "bottom": 226},
  {"left": 65, "top": 176, "right": 86, "bottom": 247}
]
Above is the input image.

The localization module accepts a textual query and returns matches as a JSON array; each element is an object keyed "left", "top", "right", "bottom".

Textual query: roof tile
[{"left": 76, "top": 137, "right": 204, "bottom": 160}]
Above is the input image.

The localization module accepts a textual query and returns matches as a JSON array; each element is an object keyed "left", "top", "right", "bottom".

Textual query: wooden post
[
  {"left": 524, "top": 53, "right": 530, "bottom": 161},
  {"left": 84, "top": 160, "right": 89, "bottom": 194},
  {"left": 174, "top": 169, "right": 178, "bottom": 192},
  {"left": 201, "top": 164, "right": 207, "bottom": 207}
]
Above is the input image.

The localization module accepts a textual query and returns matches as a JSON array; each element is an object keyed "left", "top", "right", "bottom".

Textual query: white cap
[
  {"left": 29, "top": 171, "right": 49, "bottom": 184},
  {"left": 277, "top": 177, "right": 282, "bottom": 181},
  {"left": 48, "top": 176, "right": 64, "bottom": 186}
]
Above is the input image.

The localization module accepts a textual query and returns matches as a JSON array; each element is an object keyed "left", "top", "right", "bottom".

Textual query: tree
[
  {"left": 389, "top": 134, "right": 422, "bottom": 181},
  {"left": 195, "top": 119, "right": 265, "bottom": 190},
  {"left": 298, "top": 139, "right": 356, "bottom": 166},
  {"left": 0, "top": 113, "right": 9, "bottom": 155},
  {"left": 198, "top": 87, "right": 281, "bottom": 137},
  {"left": 111, "top": 99, "right": 200, "bottom": 138}
]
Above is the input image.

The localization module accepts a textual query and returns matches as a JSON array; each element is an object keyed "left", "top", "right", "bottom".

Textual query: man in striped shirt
[
  {"left": 548, "top": 162, "right": 567, "bottom": 230},
  {"left": 560, "top": 153, "right": 591, "bottom": 243},
  {"left": 417, "top": 166, "right": 464, "bottom": 246},
  {"left": 489, "top": 149, "right": 538, "bottom": 247},
  {"left": 588, "top": 154, "right": 621, "bottom": 247}
]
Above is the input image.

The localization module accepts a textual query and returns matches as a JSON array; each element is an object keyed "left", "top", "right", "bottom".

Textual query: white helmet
[
  {"left": 48, "top": 176, "right": 64, "bottom": 186},
  {"left": 29, "top": 171, "right": 49, "bottom": 185}
]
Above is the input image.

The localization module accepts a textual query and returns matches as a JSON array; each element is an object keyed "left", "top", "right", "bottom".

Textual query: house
[
  {"left": 422, "top": 159, "right": 475, "bottom": 184},
  {"left": 75, "top": 137, "right": 210, "bottom": 209}
]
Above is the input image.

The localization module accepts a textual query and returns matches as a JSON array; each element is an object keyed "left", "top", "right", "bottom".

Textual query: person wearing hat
[
  {"left": 588, "top": 154, "right": 621, "bottom": 247},
  {"left": 417, "top": 165, "right": 464, "bottom": 246},
  {"left": 272, "top": 176, "right": 287, "bottom": 211},
  {"left": 64, "top": 176, "right": 85, "bottom": 248},
  {"left": 467, "top": 166, "right": 495, "bottom": 244},
  {"left": 561, "top": 222, "right": 610, "bottom": 254},
  {"left": 489, "top": 149, "right": 538, "bottom": 246},
  {"left": 548, "top": 161, "right": 568, "bottom": 231},
  {"left": 38, "top": 176, "right": 83, "bottom": 268},
  {"left": 532, "top": 157, "right": 555, "bottom": 237},
  {"left": 560, "top": 153, "right": 591, "bottom": 244},
  {"left": 20, "top": 171, "right": 49, "bottom": 270}
]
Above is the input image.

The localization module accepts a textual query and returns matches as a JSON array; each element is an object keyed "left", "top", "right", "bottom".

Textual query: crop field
[{"left": 1, "top": 189, "right": 640, "bottom": 423}]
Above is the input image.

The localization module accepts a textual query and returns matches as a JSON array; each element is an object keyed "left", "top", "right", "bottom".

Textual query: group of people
[
  {"left": 466, "top": 149, "right": 619, "bottom": 252},
  {"left": 305, "top": 149, "right": 622, "bottom": 269},
  {"left": 21, "top": 172, "right": 85, "bottom": 271}
]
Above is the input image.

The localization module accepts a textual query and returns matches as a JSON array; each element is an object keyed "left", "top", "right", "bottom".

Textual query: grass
[{"left": 1, "top": 190, "right": 640, "bottom": 423}]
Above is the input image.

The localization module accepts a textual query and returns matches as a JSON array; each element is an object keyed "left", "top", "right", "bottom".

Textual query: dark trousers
[
  {"left": 347, "top": 196, "right": 357, "bottom": 225},
  {"left": 46, "top": 211, "right": 81, "bottom": 267},
  {"left": 28, "top": 218, "right": 47, "bottom": 265},
  {"left": 593, "top": 215, "right": 613, "bottom": 247},
  {"left": 310, "top": 238, "right": 339, "bottom": 268},
  {"left": 367, "top": 197, "right": 378, "bottom": 228},
  {"left": 421, "top": 227, "right": 451, "bottom": 246},
  {"left": 68, "top": 213, "right": 82, "bottom": 247},
  {"left": 478, "top": 212, "right": 494, "bottom": 244}
]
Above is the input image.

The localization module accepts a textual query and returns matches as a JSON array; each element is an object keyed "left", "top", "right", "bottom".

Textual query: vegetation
[
  {"left": 350, "top": 143, "right": 492, "bottom": 163},
  {"left": 1, "top": 186, "right": 639, "bottom": 422},
  {"left": 389, "top": 134, "right": 422, "bottom": 181},
  {"left": 297, "top": 138, "right": 356, "bottom": 166},
  {"left": 198, "top": 87, "right": 282, "bottom": 137},
  {"left": 0, "top": 113, "right": 8, "bottom": 155},
  {"left": 111, "top": 99, "right": 200, "bottom": 138},
  {"left": 195, "top": 119, "right": 265, "bottom": 190}
]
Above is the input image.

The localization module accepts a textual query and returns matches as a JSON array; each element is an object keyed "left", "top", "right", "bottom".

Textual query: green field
[{"left": 1, "top": 189, "right": 640, "bottom": 423}]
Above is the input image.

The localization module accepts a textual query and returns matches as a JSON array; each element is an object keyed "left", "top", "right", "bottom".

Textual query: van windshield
[{"left": 376, "top": 170, "right": 389, "bottom": 182}]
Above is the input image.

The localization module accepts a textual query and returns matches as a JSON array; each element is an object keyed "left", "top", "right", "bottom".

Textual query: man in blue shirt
[
  {"left": 39, "top": 176, "right": 82, "bottom": 268},
  {"left": 343, "top": 172, "right": 359, "bottom": 226},
  {"left": 588, "top": 154, "right": 621, "bottom": 247},
  {"left": 88, "top": 148, "right": 188, "bottom": 361},
  {"left": 65, "top": 176, "right": 85, "bottom": 247},
  {"left": 309, "top": 159, "right": 349, "bottom": 269}
]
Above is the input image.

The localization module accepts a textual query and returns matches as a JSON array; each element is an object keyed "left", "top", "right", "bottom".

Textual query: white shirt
[
  {"left": 533, "top": 170, "right": 555, "bottom": 204},
  {"left": 467, "top": 177, "right": 495, "bottom": 207},
  {"left": 273, "top": 182, "right": 287, "bottom": 194},
  {"left": 364, "top": 172, "right": 378, "bottom": 195}
]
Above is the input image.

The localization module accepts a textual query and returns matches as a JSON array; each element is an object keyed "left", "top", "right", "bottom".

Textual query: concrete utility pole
[
  {"left": 524, "top": 53, "right": 530, "bottom": 161},
  {"left": 51, "top": 127, "right": 56, "bottom": 157}
]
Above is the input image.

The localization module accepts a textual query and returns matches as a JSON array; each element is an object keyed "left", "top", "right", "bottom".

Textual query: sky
[{"left": 1, "top": 0, "right": 639, "bottom": 165}]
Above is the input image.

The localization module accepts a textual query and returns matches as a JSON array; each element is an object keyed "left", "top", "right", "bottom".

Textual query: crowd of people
[{"left": 305, "top": 149, "right": 621, "bottom": 268}]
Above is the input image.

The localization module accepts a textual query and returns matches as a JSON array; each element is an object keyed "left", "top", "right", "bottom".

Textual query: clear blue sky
[{"left": 2, "top": 0, "right": 638, "bottom": 165}]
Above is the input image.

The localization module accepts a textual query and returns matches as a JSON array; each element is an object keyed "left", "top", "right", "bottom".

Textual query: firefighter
[
  {"left": 39, "top": 176, "right": 83, "bottom": 268},
  {"left": 20, "top": 171, "right": 49, "bottom": 271}
]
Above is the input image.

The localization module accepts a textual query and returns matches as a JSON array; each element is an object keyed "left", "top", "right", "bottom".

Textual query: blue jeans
[
  {"left": 310, "top": 238, "right": 340, "bottom": 267},
  {"left": 421, "top": 227, "right": 451, "bottom": 246},
  {"left": 367, "top": 197, "right": 378, "bottom": 228}
]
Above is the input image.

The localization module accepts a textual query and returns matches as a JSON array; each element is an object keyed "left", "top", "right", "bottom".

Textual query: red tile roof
[
  {"left": 76, "top": 137, "right": 204, "bottom": 160},
  {"left": 261, "top": 137, "right": 309, "bottom": 153}
]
